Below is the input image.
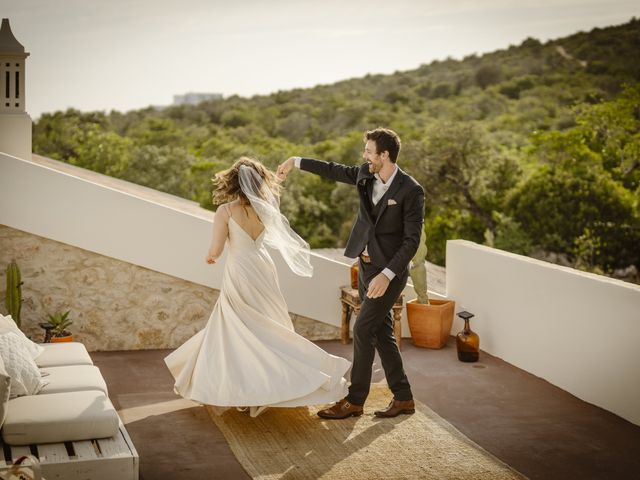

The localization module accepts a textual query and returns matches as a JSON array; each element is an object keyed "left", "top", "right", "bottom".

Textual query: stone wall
[{"left": 0, "top": 225, "right": 340, "bottom": 351}]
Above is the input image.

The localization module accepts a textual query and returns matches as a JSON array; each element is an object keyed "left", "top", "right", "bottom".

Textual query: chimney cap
[{"left": 0, "top": 18, "right": 27, "bottom": 54}]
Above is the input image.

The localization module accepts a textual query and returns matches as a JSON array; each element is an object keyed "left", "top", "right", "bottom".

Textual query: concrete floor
[{"left": 92, "top": 340, "right": 640, "bottom": 480}]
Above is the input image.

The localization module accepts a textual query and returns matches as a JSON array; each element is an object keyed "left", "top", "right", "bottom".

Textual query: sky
[{"left": 2, "top": 0, "right": 639, "bottom": 119}]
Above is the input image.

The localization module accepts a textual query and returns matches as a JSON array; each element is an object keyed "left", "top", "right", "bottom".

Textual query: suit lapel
[
  {"left": 357, "top": 164, "right": 375, "bottom": 223},
  {"left": 356, "top": 163, "right": 374, "bottom": 184},
  {"left": 374, "top": 168, "right": 405, "bottom": 225}
]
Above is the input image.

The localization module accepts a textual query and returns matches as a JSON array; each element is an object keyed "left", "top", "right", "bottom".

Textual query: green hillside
[{"left": 33, "top": 18, "right": 640, "bottom": 281}]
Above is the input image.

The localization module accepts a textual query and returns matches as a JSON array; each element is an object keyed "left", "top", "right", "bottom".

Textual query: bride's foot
[
  {"left": 250, "top": 405, "right": 268, "bottom": 417},
  {"left": 236, "top": 406, "right": 249, "bottom": 413}
]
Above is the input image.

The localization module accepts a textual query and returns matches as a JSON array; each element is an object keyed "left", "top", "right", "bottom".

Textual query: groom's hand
[
  {"left": 276, "top": 157, "right": 296, "bottom": 181},
  {"left": 367, "top": 273, "right": 390, "bottom": 299}
]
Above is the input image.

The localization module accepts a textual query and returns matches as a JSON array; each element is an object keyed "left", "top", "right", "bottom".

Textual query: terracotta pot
[
  {"left": 50, "top": 335, "right": 74, "bottom": 343},
  {"left": 407, "top": 299, "right": 455, "bottom": 349}
]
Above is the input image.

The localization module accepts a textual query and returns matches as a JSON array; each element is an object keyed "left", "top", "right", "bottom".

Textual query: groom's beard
[{"left": 367, "top": 161, "right": 382, "bottom": 174}]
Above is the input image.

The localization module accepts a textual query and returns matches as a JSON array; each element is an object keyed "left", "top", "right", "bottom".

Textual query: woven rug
[{"left": 206, "top": 383, "right": 527, "bottom": 480}]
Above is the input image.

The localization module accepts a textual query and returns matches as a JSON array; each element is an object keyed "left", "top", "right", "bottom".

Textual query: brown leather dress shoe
[
  {"left": 317, "top": 398, "right": 363, "bottom": 419},
  {"left": 374, "top": 399, "right": 415, "bottom": 418}
]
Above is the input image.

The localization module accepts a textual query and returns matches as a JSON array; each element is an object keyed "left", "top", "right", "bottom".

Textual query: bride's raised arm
[{"left": 205, "top": 206, "right": 230, "bottom": 264}]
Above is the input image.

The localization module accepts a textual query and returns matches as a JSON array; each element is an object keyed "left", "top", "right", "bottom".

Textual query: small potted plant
[
  {"left": 46, "top": 310, "right": 74, "bottom": 343},
  {"left": 406, "top": 230, "right": 455, "bottom": 349}
]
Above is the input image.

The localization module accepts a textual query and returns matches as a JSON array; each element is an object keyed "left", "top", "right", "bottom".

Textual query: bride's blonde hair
[{"left": 212, "top": 157, "right": 280, "bottom": 206}]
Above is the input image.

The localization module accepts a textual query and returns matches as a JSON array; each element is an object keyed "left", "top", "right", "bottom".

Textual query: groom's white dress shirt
[
  {"left": 372, "top": 165, "right": 398, "bottom": 205},
  {"left": 293, "top": 157, "right": 396, "bottom": 281}
]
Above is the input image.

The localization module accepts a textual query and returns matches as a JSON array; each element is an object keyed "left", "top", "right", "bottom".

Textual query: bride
[{"left": 164, "top": 157, "right": 351, "bottom": 417}]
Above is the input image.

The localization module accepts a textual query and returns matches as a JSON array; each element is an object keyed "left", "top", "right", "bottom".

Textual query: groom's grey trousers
[{"left": 346, "top": 258, "right": 413, "bottom": 405}]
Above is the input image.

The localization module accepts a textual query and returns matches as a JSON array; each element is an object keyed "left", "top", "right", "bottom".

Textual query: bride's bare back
[
  {"left": 226, "top": 200, "right": 265, "bottom": 241},
  {"left": 206, "top": 199, "right": 266, "bottom": 264}
]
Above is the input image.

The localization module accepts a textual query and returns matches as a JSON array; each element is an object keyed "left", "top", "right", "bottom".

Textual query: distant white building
[
  {"left": 0, "top": 18, "right": 31, "bottom": 160},
  {"left": 173, "top": 92, "right": 222, "bottom": 106}
]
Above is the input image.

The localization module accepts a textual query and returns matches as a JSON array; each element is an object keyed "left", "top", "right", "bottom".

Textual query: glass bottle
[
  {"left": 456, "top": 311, "right": 479, "bottom": 362},
  {"left": 350, "top": 260, "right": 359, "bottom": 289}
]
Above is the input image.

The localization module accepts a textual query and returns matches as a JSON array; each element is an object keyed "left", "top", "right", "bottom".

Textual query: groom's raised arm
[
  {"left": 297, "top": 157, "right": 360, "bottom": 185},
  {"left": 278, "top": 157, "right": 360, "bottom": 184}
]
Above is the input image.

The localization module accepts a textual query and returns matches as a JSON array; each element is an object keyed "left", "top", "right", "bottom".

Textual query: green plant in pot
[
  {"left": 406, "top": 230, "right": 455, "bottom": 349},
  {"left": 46, "top": 310, "right": 74, "bottom": 342}
]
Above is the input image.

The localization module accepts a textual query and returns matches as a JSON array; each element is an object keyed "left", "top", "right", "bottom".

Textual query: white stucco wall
[
  {"left": 446, "top": 239, "right": 640, "bottom": 426},
  {"left": 0, "top": 152, "right": 440, "bottom": 336}
]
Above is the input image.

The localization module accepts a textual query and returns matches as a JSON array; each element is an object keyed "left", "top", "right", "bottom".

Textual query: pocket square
[{"left": 387, "top": 199, "right": 397, "bottom": 205}]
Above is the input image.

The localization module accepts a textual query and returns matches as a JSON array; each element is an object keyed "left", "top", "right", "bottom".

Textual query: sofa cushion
[
  {"left": 2, "top": 390, "right": 120, "bottom": 445},
  {"left": 39, "top": 365, "right": 108, "bottom": 395},
  {"left": 34, "top": 342, "right": 93, "bottom": 367},
  {"left": 0, "top": 314, "right": 44, "bottom": 359},
  {"left": 0, "top": 332, "right": 47, "bottom": 397},
  {"left": 0, "top": 356, "right": 10, "bottom": 428}
]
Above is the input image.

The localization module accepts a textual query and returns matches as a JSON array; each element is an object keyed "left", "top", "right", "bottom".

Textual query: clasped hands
[{"left": 276, "top": 157, "right": 296, "bottom": 182}]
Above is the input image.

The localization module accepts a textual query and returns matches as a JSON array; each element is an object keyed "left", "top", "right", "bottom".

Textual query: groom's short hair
[{"left": 365, "top": 128, "right": 401, "bottom": 163}]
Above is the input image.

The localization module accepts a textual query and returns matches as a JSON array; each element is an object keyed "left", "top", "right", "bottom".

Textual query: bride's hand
[
  {"left": 205, "top": 253, "right": 217, "bottom": 264},
  {"left": 276, "top": 157, "right": 295, "bottom": 181}
]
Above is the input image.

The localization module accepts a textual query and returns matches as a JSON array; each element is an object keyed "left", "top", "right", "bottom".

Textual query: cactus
[
  {"left": 409, "top": 229, "right": 430, "bottom": 304},
  {"left": 5, "top": 260, "right": 23, "bottom": 328}
]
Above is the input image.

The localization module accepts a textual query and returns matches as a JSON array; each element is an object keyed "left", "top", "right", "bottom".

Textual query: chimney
[{"left": 0, "top": 18, "right": 32, "bottom": 160}]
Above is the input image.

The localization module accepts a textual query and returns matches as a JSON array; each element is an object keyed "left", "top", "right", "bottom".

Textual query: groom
[{"left": 277, "top": 127, "right": 425, "bottom": 419}]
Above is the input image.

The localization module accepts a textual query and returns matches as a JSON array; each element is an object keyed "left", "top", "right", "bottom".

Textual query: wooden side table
[{"left": 339, "top": 286, "right": 404, "bottom": 350}]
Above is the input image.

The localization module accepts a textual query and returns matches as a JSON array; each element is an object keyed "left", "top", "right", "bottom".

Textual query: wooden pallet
[{"left": 0, "top": 421, "right": 139, "bottom": 480}]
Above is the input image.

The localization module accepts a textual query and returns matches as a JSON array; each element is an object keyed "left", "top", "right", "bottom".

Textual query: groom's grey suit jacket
[{"left": 300, "top": 158, "right": 425, "bottom": 277}]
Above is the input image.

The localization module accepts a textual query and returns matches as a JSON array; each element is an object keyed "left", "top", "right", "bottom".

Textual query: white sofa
[
  {"left": 1, "top": 342, "right": 120, "bottom": 446},
  {"left": 0, "top": 316, "right": 138, "bottom": 478}
]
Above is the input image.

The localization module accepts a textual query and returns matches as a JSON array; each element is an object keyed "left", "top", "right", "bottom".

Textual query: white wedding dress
[{"left": 164, "top": 217, "right": 351, "bottom": 417}]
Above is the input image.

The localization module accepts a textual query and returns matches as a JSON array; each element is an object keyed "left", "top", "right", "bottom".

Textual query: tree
[
  {"left": 33, "top": 109, "right": 108, "bottom": 162},
  {"left": 189, "top": 158, "right": 229, "bottom": 210},
  {"left": 475, "top": 65, "right": 502, "bottom": 89},
  {"left": 119, "top": 145, "right": 196, "bottom": 198},
  {"left": 508, "top": 166, "right": 639, "bottom": 270},
  {"left": 411, "top": 122, "right": 520, "bottom": 233},
  {"left": 423, "top": 209, "right": 485, "bottom": 265},
  {"left": 279, "top": 173, "right": 342, "bottom": 248},
  {"left": 512, "top": 85, "right": 640, "bottom": 272},
  {"left": 126, "top": 117, "right": 184, "bottom": 147},
  {"left": 573, "top": 83, "right": 640, "bottom": 190},
  {"left": 73, "top": 129, "right": 132, "bottom": 176}
]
